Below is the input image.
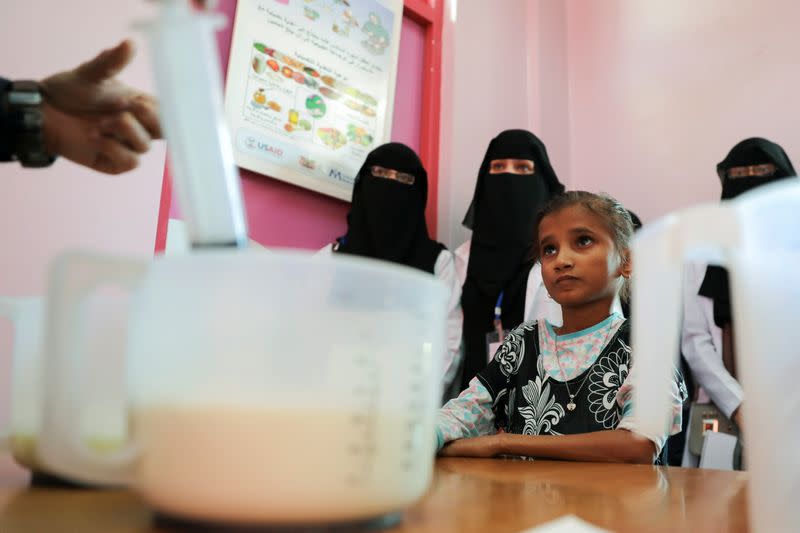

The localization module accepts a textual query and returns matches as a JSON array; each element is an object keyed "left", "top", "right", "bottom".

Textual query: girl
[
  {"left": 455, "top": 129, "right": 565, "bottom": 391},
  {"left": 437, "top": 191, "right": 686, "bottom": 464},
  {"left": 320, "top": 143, "right": 462, "bottom": 394}
]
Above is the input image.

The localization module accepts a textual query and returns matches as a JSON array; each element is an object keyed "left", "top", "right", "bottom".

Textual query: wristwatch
[{"left": 2, "top": 80, "right": 57, "bottom": 167}]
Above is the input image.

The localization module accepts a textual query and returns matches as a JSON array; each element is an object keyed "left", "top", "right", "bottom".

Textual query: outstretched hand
[
  {"left": 38, "top": 40, "right": 162, "bottom": 174},
  {"left": 40, "top": 40, "right": 161, "bottom": 138}
]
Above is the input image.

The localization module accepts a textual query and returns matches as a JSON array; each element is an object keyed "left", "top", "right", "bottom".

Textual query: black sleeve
[
  {"left": 1, "top": 77, "right": 14, "bottom": 162},
  {"left": 475, "top": 321, "right": 537, "bottom": 429}
]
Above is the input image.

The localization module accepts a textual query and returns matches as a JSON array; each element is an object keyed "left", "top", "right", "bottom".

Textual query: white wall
[
  {"left": 564, "top": 0, "right": 800, "bottom": 222},
  {"left": 0, "top": 1, "right": 167, "bottom": 425}
]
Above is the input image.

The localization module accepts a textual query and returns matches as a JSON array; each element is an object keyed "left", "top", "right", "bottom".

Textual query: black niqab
[
  {"left": 337, "top": 143, "right": 444, "bottom": 273},
  {"left": 460, "top": 130, "right": 564, "bottom": 389},
  {"left": 699, "top": 137, "right": 796, "bottom": 327}
]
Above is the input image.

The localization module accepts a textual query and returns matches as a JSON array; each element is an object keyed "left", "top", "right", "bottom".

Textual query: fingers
[
  {"left": 129, "top": 94, "right": 163, "bottom": 139},
  {"left": 78, "top": 40, "right": 136, "bottom": 83},
  {"left": 99, "top": 112, "right": 152, "bottom": 154},
  {"left": 191, "top": 0, "right": 219, "bottom": 9},
  {"left": 91, "top": 136, "right": 140, "bottom": 175}
]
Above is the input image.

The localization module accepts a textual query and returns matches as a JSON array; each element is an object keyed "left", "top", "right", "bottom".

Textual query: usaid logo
[{"left": 243, "top": 135, "right": 284, "bottom": 158}]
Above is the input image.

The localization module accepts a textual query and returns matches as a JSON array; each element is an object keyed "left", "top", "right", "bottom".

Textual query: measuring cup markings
[
  {"left": 344, "top": 348, "right": 382, "bottom": 485},
  {"left": 400, "top": 360, "right": 426, "bottom": 473}
]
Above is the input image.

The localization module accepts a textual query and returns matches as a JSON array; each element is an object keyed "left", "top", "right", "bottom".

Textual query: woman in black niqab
[
  {"left": 459, "top": 129, "right": 564, "bottom": 389},
  {"left": 337, "top": 142, "right": 444, "bottom": 273},
  {"left": 698, "top": 137, "right": 796, "bottom": 328}
]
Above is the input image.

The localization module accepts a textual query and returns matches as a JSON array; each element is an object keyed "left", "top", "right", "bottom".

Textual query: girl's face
[{"left": 537, "top": 205, "right": 630, "bottom": 309}]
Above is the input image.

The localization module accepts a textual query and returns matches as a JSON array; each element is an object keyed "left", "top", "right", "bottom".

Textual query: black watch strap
[{"left": 3, "top": 80, "right": 57, "bottom": 167}]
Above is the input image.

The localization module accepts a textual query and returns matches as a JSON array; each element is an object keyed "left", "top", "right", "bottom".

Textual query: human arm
[
  {"left": 435, "top": 377, "right": 496, "bottom": 451},
  {"left": 681, "top": 264, "right": 743, "bottom": 418},
  {"left": 434, "top": 250, "right": 464, "bottom": 390},
  {"left": 35, "top": 39, "right": 161, "bottom": 174},
  {"left": 439, "top": 429, "right": 656, "bottom": 464},
  {"left": 39, "top": 40, "right": 161, "bottom": 138},
  {"left": 441, "top": 340, "right": 687, "bottom": 464}
]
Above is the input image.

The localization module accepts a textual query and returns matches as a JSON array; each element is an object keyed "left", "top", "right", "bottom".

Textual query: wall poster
[{"left": 224, "top": 0, "right": 403, "bottom": 201}]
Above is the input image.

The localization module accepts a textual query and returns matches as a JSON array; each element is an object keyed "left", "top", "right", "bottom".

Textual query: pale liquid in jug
[
  {"left": 131, "top": 406, "right": 435, "bottom": 523},
  {"left": 10, "top": 434, "right": 123, "bottom": 473}
]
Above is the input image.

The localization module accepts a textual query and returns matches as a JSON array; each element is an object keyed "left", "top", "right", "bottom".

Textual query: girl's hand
[{"left": 439, "top": 434, "right": 504, "bottom": 458}]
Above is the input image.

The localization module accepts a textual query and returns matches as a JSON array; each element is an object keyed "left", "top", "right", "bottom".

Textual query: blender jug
[
  {"left": 38, "top": 249, "right": 448, "bottom": 524},
  {"left": 631, "top": 179, "right": 800, "bottom": 532},
  {"left": 0, "top": 297, "right": 45, "bottom": 469}
]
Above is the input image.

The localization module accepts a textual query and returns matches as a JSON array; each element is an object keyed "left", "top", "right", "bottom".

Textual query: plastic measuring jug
[
  {"left": 631, "top": 178, "right": 800, "bottom": 532},
  {"left": 0, "top": 297, "right": 45, "bottom": 469},
  {"left": 0, "top": 290, "right": 136, "bottom": 480},
  {"left": 38, "top": 249, "right": 448, "bottom": 524}
]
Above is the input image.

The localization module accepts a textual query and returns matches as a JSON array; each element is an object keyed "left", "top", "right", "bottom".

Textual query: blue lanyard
[
  {"left": 493, "top": 291, "right": 506, "bottom": 339},
  {"left": 494, "top": 291, "right": 504, "bottom": 322}
]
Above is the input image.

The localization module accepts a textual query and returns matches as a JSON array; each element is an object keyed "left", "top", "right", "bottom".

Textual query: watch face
[{"left": 8, "top": 92, "right": 42, "bottom": 106}]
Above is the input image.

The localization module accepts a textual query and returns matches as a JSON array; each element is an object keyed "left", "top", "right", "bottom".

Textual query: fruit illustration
[
  {"left": 319, "top": 86, "right": 341, "bottom": 100},
  {"left": 252, "top": 88, "right": 267, "bottom": 105},
  {"left": 317, "top": 127, "right": 347, "bottom": 149},
  {"left": 346, "top": 124, "right": 374, "bottom": 147},
  {"left": 252, "top": 56, "right": 266, "bottom": 74},
  {"left": 359, "top": 93, "right": 378, "bottom": 107},
  {"left": 299, "top": 156, "right": 316, "bottom": 170},
  {"left": 305, "top": 94, "right": 327, "bottom": 118},
  {"left": 267, "top": 59, "right": 279, "bottom": 72}
]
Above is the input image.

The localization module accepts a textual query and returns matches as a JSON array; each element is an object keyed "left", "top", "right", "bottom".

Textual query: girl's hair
[{"left": 532, "top": 191, "right": 634, "bottom": 302}]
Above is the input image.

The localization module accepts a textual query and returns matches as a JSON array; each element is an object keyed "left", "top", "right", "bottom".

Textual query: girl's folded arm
[{"left": 436, "top": 377, "right": 496, "bottom": 450}]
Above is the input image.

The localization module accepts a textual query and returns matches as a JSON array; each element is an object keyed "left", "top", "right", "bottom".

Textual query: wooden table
[{"left": 0, "top": 454, "right": 749, "bottom": 532}]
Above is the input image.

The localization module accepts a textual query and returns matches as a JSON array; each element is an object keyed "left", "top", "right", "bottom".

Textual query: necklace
[{"left": 552, "top": 321, "right": 616, "bottom": 412}]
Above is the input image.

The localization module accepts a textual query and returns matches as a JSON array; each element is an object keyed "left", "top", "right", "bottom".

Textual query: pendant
[{"left": 567, "top": 401, "right": 576, "bottom": 411}]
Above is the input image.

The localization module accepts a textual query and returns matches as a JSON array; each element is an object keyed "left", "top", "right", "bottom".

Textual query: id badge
[{"left": 485, "top": 330, "right": 509, "bottom": 364}]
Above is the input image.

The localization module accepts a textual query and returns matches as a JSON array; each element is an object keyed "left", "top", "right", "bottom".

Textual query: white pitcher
[
  {"left": 0, "top": 297, "right": 45, "bottom": 470},
  {"left": 37, "top": 249, "right": 448, "bottom": 525},
  {"left": 631, "top": 179, "right": 800, "bottom": 533}
]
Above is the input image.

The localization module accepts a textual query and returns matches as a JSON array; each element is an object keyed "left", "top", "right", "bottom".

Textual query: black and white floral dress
[{"left": 436, "top": 315, "right": 686, "bottom": 457}]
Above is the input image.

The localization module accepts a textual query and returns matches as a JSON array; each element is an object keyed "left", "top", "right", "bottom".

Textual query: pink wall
[
  {"left": 562, "top": 0, "right": 800, "bottom": 221},
  {"left": 169, "top": 0, "right": 426, "bottom": 249},
  {"left": 526, "top": 0, "right": 571, "bottom": 184},
  {"left": 439, "top": 0, "right": 800, "bottom": 245},
  {"left": 437, "top": 0, "right": 534, "bottom": 248},
  {"left": 0, "top": 0, "right": 167, "bottom": 431}
]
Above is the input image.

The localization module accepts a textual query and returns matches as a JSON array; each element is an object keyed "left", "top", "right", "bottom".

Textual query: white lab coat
[
  {"left": 317, "top": 244, "right": 464, "bottom": 391},
  {"left": 681, "top": 262, "right": 744, "bottom": 466}
]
